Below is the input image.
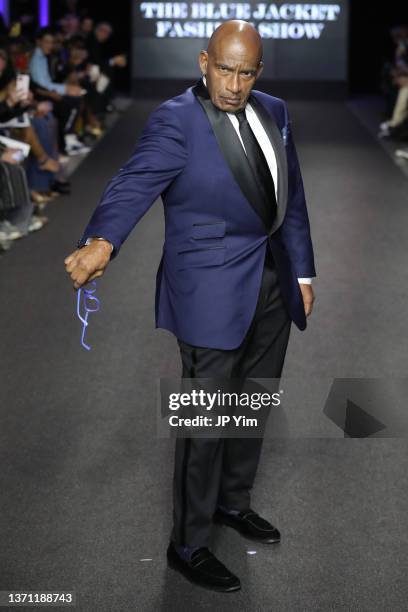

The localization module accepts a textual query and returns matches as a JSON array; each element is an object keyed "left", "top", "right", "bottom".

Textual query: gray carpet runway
[{"left": 0, "top": 97, "right": 407, "bottom": 611}]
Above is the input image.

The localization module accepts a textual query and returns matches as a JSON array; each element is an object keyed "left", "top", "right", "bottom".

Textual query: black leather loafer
[
  {"left": 166, "top": 542, "right": 241, "bottom": 592},
  {"left": 213, "top": 508, "right": 281, "bottom": 543}
]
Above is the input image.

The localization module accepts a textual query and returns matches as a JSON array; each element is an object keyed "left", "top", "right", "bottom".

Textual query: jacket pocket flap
[
  {"left": 177, "top": 246, "right": 226, "bottom": 269},
  {"left": 192, "top": 221, "right": 226, "bottom": 240}
]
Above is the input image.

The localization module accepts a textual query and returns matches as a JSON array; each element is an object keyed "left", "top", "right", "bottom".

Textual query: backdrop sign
[{"left": 132, "top": 1, "right": 349, "bottom": 80}]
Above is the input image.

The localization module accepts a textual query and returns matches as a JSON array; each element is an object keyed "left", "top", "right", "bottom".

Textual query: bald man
[{"left": 65, "top": 21, "right": 316, "bottom": 592}]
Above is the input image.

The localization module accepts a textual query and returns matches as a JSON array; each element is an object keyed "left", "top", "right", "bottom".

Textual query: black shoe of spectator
[
  {"left": 390, "top": 125, "right": 408, "bottom": 141},
  {"left": 51, "top": 180, "right": 71, "bottom": 195},
  {"left": 81, "top": 133, "right": 98, "bottom": 146}
]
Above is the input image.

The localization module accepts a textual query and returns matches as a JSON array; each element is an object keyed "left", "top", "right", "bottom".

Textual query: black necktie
[{"left": 235, "top": 109, "right": 277, "bottom": 228}]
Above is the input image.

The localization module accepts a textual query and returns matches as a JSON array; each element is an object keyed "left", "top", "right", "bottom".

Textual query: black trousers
[
  {"left": 171, "top": 248, "right": 292, "bottom": 548},
  {"left": 34, "top": 89, "right": 81, "bottom": 151},
  {"left": 53, "top": 96, "right": 81, "bottom": 151}
]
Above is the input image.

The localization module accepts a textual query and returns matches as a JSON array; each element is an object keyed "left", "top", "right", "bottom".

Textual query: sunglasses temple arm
[{"left": 80, "top": 320, "right": 91, "bottom": 351}]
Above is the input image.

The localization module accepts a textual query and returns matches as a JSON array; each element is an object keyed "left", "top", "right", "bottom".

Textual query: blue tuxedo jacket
[{"left": 78, "top": 82, "right": 316, "bottom": 349}]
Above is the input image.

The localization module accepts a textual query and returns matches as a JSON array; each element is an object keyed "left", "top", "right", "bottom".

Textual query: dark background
[
  {"left": 132, "top": 1, "right": 348, "bottom": 82},
  {"left": 7, "top": 1, "right": 408, "bottom": 96},
  {"left": 349, "top": 3, "right": 408, "bottom": 95}
]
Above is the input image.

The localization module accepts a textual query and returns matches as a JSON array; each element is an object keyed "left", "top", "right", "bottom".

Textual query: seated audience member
[
  {"left": 0, "top": 83, "right": 29, "bottom": 123},
  {"left": 0, "top": 139, "right": 47, "bottom": 248},
  {"left": 6, "top": 35, "right": 32, "bottom": 73},
  {"left": 86, "top": 22, "right": 127, "bottom": 112},
  {"left": 379, "top": 26, "right": 408, "bottom": 137},
  {"left": 0, "top": 49, "right": 60, "bottom": 203},
  {"left": 0, "top": 143, "right": 20, "bottom": 251},
  {"left": 56, "top": 37, "right": 104, "bottom": 135},
  {"left": 48, "top": 28, "right": 69, "bottom": 82},
  {"left": 29, "top": 27, "right": 88, "bottom": 155},
  {"left": 0, "top": 153, "right": 47, "bottom": 246},
  {"left": 59, "top": 13, "right": 81, "bottom": 42},
  {"left": 23, "top": 103, "right": 61, "bottom": 203},
  {"left": 79, "top": 17, "right": 94, "bottom": 42}
]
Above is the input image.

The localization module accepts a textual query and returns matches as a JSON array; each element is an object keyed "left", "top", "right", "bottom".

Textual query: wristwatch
[{"left": 84, "top": 236, "right": 114, "bottom": 252}]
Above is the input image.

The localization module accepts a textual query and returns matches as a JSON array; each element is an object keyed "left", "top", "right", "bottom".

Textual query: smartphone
[{"left": 16, "top": 74, "right": 30, "bottom": 94}]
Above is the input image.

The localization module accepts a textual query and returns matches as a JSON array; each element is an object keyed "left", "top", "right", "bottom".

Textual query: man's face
[
  {"left": 95, "top": 25, "right": 112, "bottom": 43},
  {"left": 39, "top": 34, "right": 54, "bottom": 55},
  {"left": 199, "top": 37, "right": 263, "bottom": 112},
  {"left": 82, "top": 18, "right": 93, "bottom": 33},
  {"left": 54, "top": 33, "right": 64, "bottom": 52},
  {"left": 68, "top": 16, "right": 79, "bottom": 34},
  {"left": 70, "top": 47, "right": 87, "bottom": 64}
]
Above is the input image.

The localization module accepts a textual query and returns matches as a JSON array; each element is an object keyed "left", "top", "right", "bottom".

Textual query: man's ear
[
  {"left": 256, "top": 61, "right": 264, "bottom": 81},
  {"left": 198, "top": 50, "right": 208, "bottom": 76}
]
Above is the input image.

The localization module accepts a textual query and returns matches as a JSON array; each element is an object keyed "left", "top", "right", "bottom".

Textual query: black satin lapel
[
  {"left": 249, "top": 93, "right": 288, "bottom": 232},
  {"left": 192, "top": 81, "right": 272, "bottom": 230}
]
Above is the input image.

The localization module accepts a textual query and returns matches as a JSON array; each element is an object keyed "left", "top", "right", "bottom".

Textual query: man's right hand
[
  {"left": 35, "top": 100, "right": 53, "bottom": 116},
  {"left": 47, "top": 90, "right": 63, "bottom": 102},
  {"left": 64, "top": 240, "right": 112, "bottom": 289},
  {"left": 111, "top": 54, "right": 127, "bottom": 67},
  {"left": 1, "top": 148, "right": 20, "bottom": 164},
  {"left": 6, "top": 85, "right": 29, "bottom": 108},
  {"left": 65, "top": 84, "right": 83, "bottom": 97}
]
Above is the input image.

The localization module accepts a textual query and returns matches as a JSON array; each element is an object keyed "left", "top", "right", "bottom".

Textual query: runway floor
[{"left": 1, "top": 95, "right": 408, "bottom": 611}]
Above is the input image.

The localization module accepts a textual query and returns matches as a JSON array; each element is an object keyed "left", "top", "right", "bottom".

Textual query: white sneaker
[
  {"left": 64, "top": 134, "right": 91, "bottom": 156},
  {"left": 395, "top": 148, "right": 408, "bottom": 160},
  {"left": 379, "top": 120, "right": 391, "bottom": 131},
  {"left": 0, "top": 220, "right": 23, "bottom": 240},
  {"left": 28, "top": 215, "right": 47, "bottom": 233},
  {"left": 66, "top": 143, "right": 92, "bottom": 156},
  {"left": 0, "top": 226, "right": 12, "bottom": 249},
  {"left": 65, "top": 133, "right": 82, "bottom": 147}
]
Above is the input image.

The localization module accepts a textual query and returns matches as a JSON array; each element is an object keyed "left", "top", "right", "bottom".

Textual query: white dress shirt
[{"left": 87, "top": 78, "right": 312, "bottom": 284}]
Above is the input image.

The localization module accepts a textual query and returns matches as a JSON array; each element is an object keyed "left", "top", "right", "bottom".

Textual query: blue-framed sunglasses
[{"left": 76, "top": 280, "right": 100, "bottom": 350}]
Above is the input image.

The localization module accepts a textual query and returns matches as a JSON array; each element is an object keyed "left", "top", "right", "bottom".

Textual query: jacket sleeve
[
  {"left": 77, "top": 102, "right": 188, "bottom": 258},
  {"left": 278, "top": 101, "right": 316, "bottom": 279}
]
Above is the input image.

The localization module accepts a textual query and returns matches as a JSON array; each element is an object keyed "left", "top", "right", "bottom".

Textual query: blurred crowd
[
  {"left": 379, "top": 25, "right": 408, "bottom": 160},
  {"left": 0, "top": 11, "right": 127, "bottom": 252}
]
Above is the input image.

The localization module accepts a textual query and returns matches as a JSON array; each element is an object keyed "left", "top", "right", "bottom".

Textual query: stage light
[
  {"left": 39, "top": 0, "right": 49, "bottom": 27},
  {"left": 0, "top": 0, "right": 10, "bottom": 26}
]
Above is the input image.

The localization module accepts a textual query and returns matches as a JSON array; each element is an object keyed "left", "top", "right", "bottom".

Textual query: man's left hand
[
  {"left": 299, "top": 283, "right": 315, "bottom": 317},
  {"left": 111, "top": 54, "right": 127, "bottom": 67}
]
